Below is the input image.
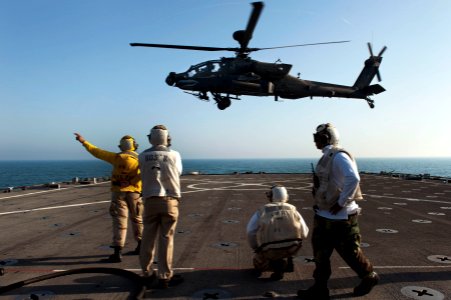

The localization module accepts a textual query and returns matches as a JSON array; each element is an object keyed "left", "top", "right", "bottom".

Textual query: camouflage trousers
[
  {"left": 110, "top": 191, "right": 143, "bottom": 248},
  {"left": 253, "top": 243, "right": 302, "bottom": 272},
  {"left": 311, "top": 214, "right": 374, "bottom": 286}
]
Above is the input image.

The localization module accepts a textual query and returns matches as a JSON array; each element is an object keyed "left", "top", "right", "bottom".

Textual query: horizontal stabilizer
[{"left": 363, "top": 84, "right": 385, "bottom": 95}]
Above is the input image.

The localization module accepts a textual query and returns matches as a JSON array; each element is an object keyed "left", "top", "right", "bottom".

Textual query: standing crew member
[
  {"left": 74, "top": 133, "right": 143, "bottom": 263},
  {"left": 297, "top": 123, "right": 379, "bottom": 300},
  {"left": 138, "top": 125, "right": 183, "bottom": 289},
  {"left": 247, "top": 185, "right": 309, "bottom": 280}
]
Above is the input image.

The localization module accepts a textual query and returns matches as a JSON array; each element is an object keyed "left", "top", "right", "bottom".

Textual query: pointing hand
[{"left": 74, "top": 133, "right": 85, "bottom": 143}]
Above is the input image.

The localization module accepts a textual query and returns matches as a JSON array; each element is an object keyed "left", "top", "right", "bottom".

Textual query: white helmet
[
  {"left": 148, "top": 125, "right": 171, "bottom": 146},
  {"left": 314, "top": 123, "right": 340, "bottom": 146},
  {"left": 267, "top": 185, "right": 289, "bottom": 203}
]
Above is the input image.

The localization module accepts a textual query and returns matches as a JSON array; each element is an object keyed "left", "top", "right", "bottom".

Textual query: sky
[{"left": 1, "top": 0, "right": 450, "bottom": 160}]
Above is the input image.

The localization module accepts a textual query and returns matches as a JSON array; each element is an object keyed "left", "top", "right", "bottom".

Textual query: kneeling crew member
[{"left": 247, "top": 185, "right": 309, "bottom": 280}]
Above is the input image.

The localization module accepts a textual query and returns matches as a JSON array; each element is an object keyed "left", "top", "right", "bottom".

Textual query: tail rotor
[{"left": 367, "top": 43, "right": 387, "bottom": 82}]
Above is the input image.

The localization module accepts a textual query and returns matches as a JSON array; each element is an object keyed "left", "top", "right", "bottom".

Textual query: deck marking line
[
  {"left": 0, "top": 200, "right": 110, "bottom": 216},
  {"left": 366, "top": 194, "right": 451, "bottom": 204},
  {"left": 339, "top": 265, "right": 451, "bottom": 269},
  {"left": 0, "top": 181, "right": 109, "bottom": 200}
]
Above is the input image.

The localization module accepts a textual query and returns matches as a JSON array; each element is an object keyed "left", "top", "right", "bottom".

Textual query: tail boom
[{"left": 353, "top": 43, "right": 387, "bottom": 89}]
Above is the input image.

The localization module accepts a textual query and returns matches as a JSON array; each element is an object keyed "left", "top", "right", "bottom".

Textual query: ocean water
[{"left": 0, "top": 158, "right": 450, "bottom": 189}]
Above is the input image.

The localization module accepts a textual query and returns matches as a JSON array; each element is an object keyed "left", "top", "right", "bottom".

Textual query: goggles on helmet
[{"left": 313, "top": 123, "right": 333, "bottom": 144}]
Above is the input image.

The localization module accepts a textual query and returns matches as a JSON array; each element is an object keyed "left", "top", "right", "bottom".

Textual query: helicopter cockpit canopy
[
  {"left": 179, "top": 57, "right": 293, "bottom": 82},
  {"left": 185, "top": 60, "right": 222, "bottom": 78}
]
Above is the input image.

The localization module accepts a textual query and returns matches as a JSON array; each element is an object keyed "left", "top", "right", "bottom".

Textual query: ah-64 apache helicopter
[{"left": 130, "top": 1, "right": 386, "bottom": 110}]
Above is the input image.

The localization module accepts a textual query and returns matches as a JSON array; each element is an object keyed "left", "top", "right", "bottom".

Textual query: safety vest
[
  {"left": 110, "top": 151, "right": 142, "bottom": 192},
  {"left": 256, "top": 202, "right": 303, "bottom": 251},
  {"left": 82, "top": 141, "right": 141, "bottom": 193},
  {"left": 314, "top": 146, "right": 363, "bottom": 210}
]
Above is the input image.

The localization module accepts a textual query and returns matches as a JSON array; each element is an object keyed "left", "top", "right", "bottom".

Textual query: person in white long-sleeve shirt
[
  {"left": 246, "top": 185, "right": 309, "bottom": 280},
  {"left": 297, "top": 123, "right": 379, "bottom": 300},
  {"left": 138, "top": 125, "right": 183, "bottom": 289}
]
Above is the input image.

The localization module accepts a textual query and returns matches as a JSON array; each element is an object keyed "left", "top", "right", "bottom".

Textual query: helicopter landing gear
[
  {"left": 366, "top": 97, "right": 375, "bottom": 109},
  {"left": 212, "top": 93, "right": 232, "bottom": 110},
  {"left": 199, "top": 91, "right": 209, "bottom": 100},
  {"left": 217, "top": 98, "right": 231, "bottom": 110}
]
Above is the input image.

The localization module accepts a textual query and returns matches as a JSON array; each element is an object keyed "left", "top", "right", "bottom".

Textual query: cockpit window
[{"left": 185, "top": 61, "right": 221, "bottom": 78}]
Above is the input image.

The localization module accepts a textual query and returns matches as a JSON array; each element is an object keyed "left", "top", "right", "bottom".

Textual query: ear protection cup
[
  {"left": 314, "top": 123, "right": 334, "bottom": 145},
  {"left": 120, "top": 135, "right": 138, "bottom": 151},
  {"left": 148, "top": 126, "right": 171, "bottom": 147},
  {"left": 314, "top": 132, "right": 330, "bottom": 145}
]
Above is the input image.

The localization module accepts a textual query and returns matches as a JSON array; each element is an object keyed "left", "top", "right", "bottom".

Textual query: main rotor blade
[
  {"left": 130, "top": 43, "right": 238, "bottom": 52},
  {"left": 240, "top": 2, "right": 264, "bottom": 51},
  {"left": 251, "top": 40, "right": 351, "bottom": 51},
  {"left": 378, "top": 46, "right": 387, "bottom": 57},
  {"left": 367, "top": 42, "right": 374, "bottom": 56},
  {"left": 376, "top": 70, "right": 382, "bottom": 82}
]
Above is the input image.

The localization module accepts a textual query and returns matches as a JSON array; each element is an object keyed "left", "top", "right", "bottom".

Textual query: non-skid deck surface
[{"left": 0, "top": 173, "right": 450, "bottom": 299}]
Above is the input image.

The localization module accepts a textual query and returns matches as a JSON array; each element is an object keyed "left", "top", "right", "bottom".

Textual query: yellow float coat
[{"left": 82, "top": 141, "right": 141, "bottom": 192}]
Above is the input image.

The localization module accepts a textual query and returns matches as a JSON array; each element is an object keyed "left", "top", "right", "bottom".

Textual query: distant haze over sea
[{"left": 1, "top": 158, "right": 450, "bottom": 189}]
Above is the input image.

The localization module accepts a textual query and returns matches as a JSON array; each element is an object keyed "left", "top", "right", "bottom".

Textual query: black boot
[
  {"left": 130, "top": 240, "right": 141, "bottom": 255},
  {"left": 297, "top": 283, "right": 330, "bottom": 300},
  {"left": 105, "top": 246, "right": 122, "bottom": 263},
  {"left": 269, "top": 259, "right": 286, "bottom": 281},
  {"left": 141, "top": 272, "right": 157, "bottom": 289},
  {"left": 285, "top": 257, "right": 294, "bottom": 272},
  {"left": 353, "top": 271, "right": 379, "bottom": 296}
]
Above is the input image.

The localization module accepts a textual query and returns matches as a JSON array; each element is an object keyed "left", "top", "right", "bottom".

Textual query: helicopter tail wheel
[
  {"left": 366, "top": 98, "right": 375, "bottom": 109},
  {"left": 217, "top": 97, "right": 231, "bottom": 110}
]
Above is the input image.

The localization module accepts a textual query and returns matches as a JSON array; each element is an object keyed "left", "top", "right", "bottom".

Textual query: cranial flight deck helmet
[
  {"left": 266, "top": 185, "right": 289, "bottom": 203},
  {"left": 148, "top": 124, "right": 172, "bottom": 147},
  {"left": 313, "top": 123, "right": 340, "bottom": 146},
  {"left": 119, "top": 135, "right": 138, "bottom": 151}
]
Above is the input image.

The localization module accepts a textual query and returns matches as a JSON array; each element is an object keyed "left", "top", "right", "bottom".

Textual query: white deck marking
[
  {"left": 8, "top": 265, "right": 451, "bottom": 275},
  {"left": 366, "top": 194, "right": 451, "bottom": 204},
  {"left": 2, "top": 179, "right": 448, "bottom": 217},
  {"left": 0, "top": 200, "right": 110, "bottom": 216},
  {"left": 340, "top": 265, "right": 451, "bottom": 269},
  {"left": 0, "top": 182, "right": 109, "bottom": 200},
  {"left": 0, "top": 182, "right": 110, "bottom": 215}
]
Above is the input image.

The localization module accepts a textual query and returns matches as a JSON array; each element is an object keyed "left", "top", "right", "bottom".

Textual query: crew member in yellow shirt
[{"left": 74, "top": 133, "right": 143, "bottom": 263}]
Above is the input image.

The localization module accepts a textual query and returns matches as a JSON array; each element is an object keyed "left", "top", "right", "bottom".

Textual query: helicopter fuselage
[
  {"left": 165, "top": 56, "right": 384, "bottom": 109},
  {"left": 131, "top": 1, "right": 385, "bottom": 110}
]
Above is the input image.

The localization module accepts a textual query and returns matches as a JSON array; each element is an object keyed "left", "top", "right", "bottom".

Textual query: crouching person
[{"left": 246, "top": 185, "right": 309, "bottom": 280}]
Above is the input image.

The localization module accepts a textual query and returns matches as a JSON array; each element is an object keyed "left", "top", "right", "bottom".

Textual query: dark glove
[
  {"left": 313, "top": 205, "right": 319, "bottom": 213},
  {"left": 313, "top": 174, "right": 320, "bottom": 188},
  {"left": 312, "top": 187, "right": 317, "bottom": 196},
  {"left": 312, "top": 174, "right": 319, "bottom": 196},
  {"left": 329, "top": 202, "right": 343, "bottom": 215}
]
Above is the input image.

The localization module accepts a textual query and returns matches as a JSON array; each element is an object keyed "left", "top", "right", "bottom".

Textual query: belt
[{"left": 315, "top": 213, "right": 358, "bottom": 222}]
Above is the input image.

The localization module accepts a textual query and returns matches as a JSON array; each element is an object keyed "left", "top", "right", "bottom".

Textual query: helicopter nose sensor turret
[{"left": 166, "top": 72, "right": 177, "bottom": 86}]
